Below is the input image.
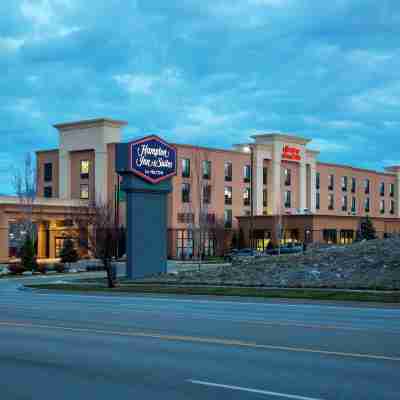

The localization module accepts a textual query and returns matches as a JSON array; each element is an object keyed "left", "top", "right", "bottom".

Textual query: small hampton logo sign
[
  {"left": 282, "top": 145, "right": 301, "bottom": 161},
  {"left": 129, "top": 135, "right": 177, "bottom": 184}
]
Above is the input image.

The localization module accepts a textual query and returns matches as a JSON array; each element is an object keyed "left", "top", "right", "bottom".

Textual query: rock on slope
[{"left": 156, "top": 238, "right": 400, "bottom": 289}]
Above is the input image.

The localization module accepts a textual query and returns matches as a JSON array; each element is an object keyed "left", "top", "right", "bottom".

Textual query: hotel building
[{"left": 1, "top": 117, "right": 400, "bottom": 262}]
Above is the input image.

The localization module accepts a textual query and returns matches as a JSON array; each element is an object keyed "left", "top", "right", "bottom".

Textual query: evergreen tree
[
  {"left": 231, "top": 231, "right": 238, "bottom": 249},
  {"left": 59, "top": 238, "right": 79, "bottom": 264},
  {"left": 357, "top": 216, "right": 377, "bottom": 240},
  {"left": 21, "top": 236, "right": 37, "bottom": 271},
  {"left": 238, "top": 228, "right": 246, "bottom": 249}
]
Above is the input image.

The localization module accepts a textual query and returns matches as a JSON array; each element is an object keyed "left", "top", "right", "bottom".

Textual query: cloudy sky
[{"left": 1, "top": 0, "right": 400, "bottom": 193}]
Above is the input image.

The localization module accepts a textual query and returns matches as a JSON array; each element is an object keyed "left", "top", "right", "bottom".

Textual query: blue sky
[{"left": 1, "top": 0, "right": 400, "bottom": 194}]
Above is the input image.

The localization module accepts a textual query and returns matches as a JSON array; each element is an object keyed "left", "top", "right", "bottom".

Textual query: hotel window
[
  {"left": 390, "top": 183, "right": 395, "bottom": 197},
  {"left": 351, "top": 177, "right": 356, "bottom": 193},
  {"left": 263, "top": 167, "right": 268, "bottom": 185},
  {"left": 176, "top": 230, "right": 194, "bottom": 260},
  {"left": 182, "top": 159, "right": 190, "bottom": 178},
  {"left": 224, "top": 209, "right": 232, "bottom": 229},
  {"left": 316, "top": 172, "right": 320, "bottom": 190},
  {"left": 203, "top": 184, "right": 211, "bottom": 204},
  {"left": 323, "top": 229, "right": 337, "bottom": 244},
  {"left": 380, "top": 199, "right": 385, "bottom": 214},
  {"left": 177, "top": 213, "right": 194, "bottom": 224},
  {"left": 80, "top": 160, "right": 90, "bottom": 180},
  {"left": 243, "top": 165, "right": 251, "bottom": 183},
  {"left": 351, "top": 197, "right": 356, "bottom": 213},
  {"left": 364, "top": 197, "right": 370, "bottom": 213},
  {"left": 224, "top": 162, "right": 232, "bottom": 181},
  {"left": 390, "top": 200, "right": 395, "bottom": 215},
  {"left": 328, "top": 194, "right": 334, "bottom": 210},
  {"left": 243, "top": 187, "right": 250, "bottom": 206},
  {"left": 316, "top": 192, "right": 320, "bottom": 210},
  {"left": 284, "top": 168, "right": 291, "bottom": 186},
  {"left": 263, "top": 189, "right": 267, "bottom": 207},
  {"left": 340, "top": 230, "right": 354, "bottom": 245},
  {"left": 224, "top": 186, "right": 232, "bottom": 205},
  {"left": 44, "top": 186, "right": 52, "bottom": 198},
  {"left": 80, "top": 184, "right": 89, "bottom": 200},
  {"left": 342, "top": 195, "right": 348, "bottom": 212},
  {"left": 284, "top": 190, "right": 291, "bottom": 208},
  {"left": 380, "top": 182, "right": 385, "bottom": 196},
  {"left": 364, "top": 178, "right": 370, "bottom": 194},
  {"left": 341, "top": 176, "right": 348, "bottom": 192},
  {"left": 328, "top": 174, "right": 334, "bottom": 191},
  {"left": 44, "top": 162, "right": 52, "bottom": 182},
  {"left": 182, "top": 183, "right": 190, "bottom": 203},
  {"left": 206, "top": 213, "right": 216, "bottom": 224},
  {"left": 202, "top": 160, "right": 211, "bottom": 180}
]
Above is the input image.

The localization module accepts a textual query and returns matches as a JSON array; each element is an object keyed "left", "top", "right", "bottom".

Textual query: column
[
  {"left": 0, "top": 211, "right": 9, "bottom": 262},
  {"left": 396, "top": 172, "right": 400, "bottom": 218},
  {"left": 252, "top": 148, "right": 265, "bottom": 216},
  {"left": 37, "top": 222, "right": 47, "bottom": 259},
  {"left": 268, "top": 142, "right": 282, "bottom": 215},
  {"left": 95, "top": 149, "right": 108, "bottom": 204},
  {"left": 299, "top": 161, "right": 307, "bottom": 213},
  {"left": 59, "top": 149, "right": 71, "bottom": 200},
  {"left": 49, "top": 220, "right": 57, "bottom": 259},
  {"left": 309, "top": 161, "right": 317, "bottom": 213}
]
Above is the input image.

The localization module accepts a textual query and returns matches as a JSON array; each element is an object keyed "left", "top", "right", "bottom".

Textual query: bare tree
[
  {"left": 182, "top": 149, "right": 216, "bottom": 268},
  {"left": 12, "top": 153, "right": 37, "bottom": 241},
  {"left": 74, "top": 201, "right": 118, "bottom": 288}
]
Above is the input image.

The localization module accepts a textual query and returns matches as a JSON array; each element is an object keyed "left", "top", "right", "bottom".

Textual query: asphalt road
[{"left": 0, "top": 275, "right": 399, "bottom": 399}]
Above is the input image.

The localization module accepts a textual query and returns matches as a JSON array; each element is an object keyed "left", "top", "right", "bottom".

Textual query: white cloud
[
  {"left": 186, "top": 105, "right": 248, "bottom": 126},
  {"left": 19, "top": 0, "right": 81, "bottom": 43},
  {"left": 20, "top": 0, "right": 75, "bottom": 26},
  {"left": 171, "top": 104, "right": 250, "bottom": 142},
  {"left": 383, "top": 120, "right": 400, "bottom": 128},
  {"left": 5, "top": 98, "right": 43, "bottom": 120},
  {"left": 0, "top": 36, "right": 25, "bottom": 52},
  {"left": 114, "top": 74, "right": 156, "bottom": 95},
  {"left": 346, "top": 49, "right": 394, "bottom": 68},
  {"left": 303, "top": 116, "right": 365, "bottom": 130},
  {"left": 308, "top": 138, "right": 350, "bottom": 153},
  {"left": 56, "top": 25, "right": 82, "bottom": 37},
  {"left": 113, "top": 68, "right": 183, "bottom": 95},
  {"left": 206, "top": 0, "right": 293, "bottom": 28},
  {"left": 349, "top": 81, "right": 400, "bottom": 112}
]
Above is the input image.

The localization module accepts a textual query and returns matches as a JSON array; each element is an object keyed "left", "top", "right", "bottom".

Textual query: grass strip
[{"left": 26, "top": 283, "right": 400, "bottom": 303}]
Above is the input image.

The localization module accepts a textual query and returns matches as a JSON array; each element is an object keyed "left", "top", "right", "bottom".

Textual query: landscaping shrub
[
  {"left": 36, "top": 264, "right": 47, "bottom": 274},
  {"left": 59, "top": 238, "right": 79, "bottom": 264},
  {"left": 357, "top": 216, "right": 377, "bottom": 241},
  {"left": 21, "top": 236, "right": 38, "bottom": 271},
  {"left": 54, "top": 263, "right": 66, "bottom": 273},
  {"left": 8, "top": 263, "right": 26, "bottom": 275}
]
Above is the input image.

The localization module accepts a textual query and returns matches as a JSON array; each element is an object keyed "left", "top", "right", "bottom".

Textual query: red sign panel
[{"left": 282, "top": 145, "right": 301, "bottom": 161}]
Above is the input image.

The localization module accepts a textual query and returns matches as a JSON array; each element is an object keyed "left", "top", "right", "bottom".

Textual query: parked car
[
  {"left": 224, "top": 248, "right": 260, "bottom": 262},
  {"left": 0, "top": 265, "right": 10, "bottom": 276},
  {"left": 267, "top": 242, "right": 303, "bottom": 255}
]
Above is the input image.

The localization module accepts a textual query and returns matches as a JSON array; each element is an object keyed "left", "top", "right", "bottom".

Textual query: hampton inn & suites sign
[{"left": 129, "top": 135, "right": 177, "bottom": 184}]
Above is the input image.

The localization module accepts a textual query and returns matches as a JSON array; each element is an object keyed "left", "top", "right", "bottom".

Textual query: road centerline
[{"left": 0, "top": 320, "right": 399, "bottom": 362}]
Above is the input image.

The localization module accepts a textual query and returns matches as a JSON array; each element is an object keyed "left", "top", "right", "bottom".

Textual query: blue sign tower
[{"left": 116, "top": 136, "right": 177, "bottom": 279}]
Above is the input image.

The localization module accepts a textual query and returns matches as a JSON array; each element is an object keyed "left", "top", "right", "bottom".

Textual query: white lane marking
[{"left": 189, "top": 379, "right": 325, "bottom": 400}]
